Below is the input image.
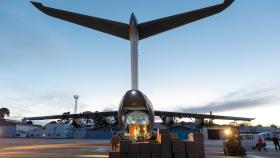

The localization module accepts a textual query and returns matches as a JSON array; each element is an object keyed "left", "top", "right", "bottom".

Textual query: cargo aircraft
[{"left": 24, "top": 0, "right": 254, "bottom": 140}]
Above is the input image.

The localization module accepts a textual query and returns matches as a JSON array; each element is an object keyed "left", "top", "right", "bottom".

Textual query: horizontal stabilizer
[
  {"left": 138, "top": 0, "right": 235, "bottom": 40},
  {"left": 31, "top": 0, "right": 234, "bottom": 41},
  {"left": 31, "top": 2, "right": 129, "bottom": 40}
]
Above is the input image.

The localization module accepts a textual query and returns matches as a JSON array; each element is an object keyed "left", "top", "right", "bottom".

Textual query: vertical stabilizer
[{"left": 129, "top": 13, "right": 139, "bottom": 90}]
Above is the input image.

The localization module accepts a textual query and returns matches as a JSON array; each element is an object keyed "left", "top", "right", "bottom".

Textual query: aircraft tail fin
[
  {"left": 31, "top": 1, "right": 129, "bottom": 40},
  {"left": 138, "top": 0, "right": 234, "bottom": 40}
]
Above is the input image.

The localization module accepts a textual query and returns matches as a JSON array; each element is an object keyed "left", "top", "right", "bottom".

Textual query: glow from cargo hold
[{"left": 126, "top": 111, "right": 150, "bottom": 140}]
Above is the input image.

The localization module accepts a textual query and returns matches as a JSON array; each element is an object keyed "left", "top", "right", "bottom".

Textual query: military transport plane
[{"left": 24, "top": 0, "right": 254, "bottom": 140}]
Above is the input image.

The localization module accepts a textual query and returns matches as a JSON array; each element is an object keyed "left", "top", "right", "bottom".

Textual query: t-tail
[{"left": 31, "top": 0, "right": 235, "bottom": 90}]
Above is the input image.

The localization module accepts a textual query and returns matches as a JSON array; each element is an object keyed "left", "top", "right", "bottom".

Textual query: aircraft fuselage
[{"left": 118, "top": 90, "right": 154, "bottom": 140}]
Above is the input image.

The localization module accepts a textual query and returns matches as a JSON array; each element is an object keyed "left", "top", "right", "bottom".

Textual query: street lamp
[{"left": 73, "top": 95, "right": 79, "bottom": 114}]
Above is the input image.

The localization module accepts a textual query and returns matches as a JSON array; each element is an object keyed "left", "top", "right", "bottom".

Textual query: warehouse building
[{"left": 0, "top": 119, "right": 17, "bottom": 138}]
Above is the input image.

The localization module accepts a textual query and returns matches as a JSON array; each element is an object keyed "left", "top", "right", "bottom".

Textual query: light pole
[{"left": 73, "top": 95, "right": 79, "bottom": 114}]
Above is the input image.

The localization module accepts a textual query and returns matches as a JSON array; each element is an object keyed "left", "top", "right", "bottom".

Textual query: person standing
[
  {"left": 257, "top": 136, "right": 267, "bottom": 152},
  {"left": 110, "top": 133, "right": 119, "bottom": 151},
  {"left": 272, "top": 134, "right": 280, "bottom": 152}
]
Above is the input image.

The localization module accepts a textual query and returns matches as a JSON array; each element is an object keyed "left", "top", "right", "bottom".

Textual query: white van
[{"left": 240, "top": 133, "right": 270, "bottom": 149}]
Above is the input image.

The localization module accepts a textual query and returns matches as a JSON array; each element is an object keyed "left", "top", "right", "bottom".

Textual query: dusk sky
[{"left": 0, "top": 0, "right": 280, "bottom": 126}]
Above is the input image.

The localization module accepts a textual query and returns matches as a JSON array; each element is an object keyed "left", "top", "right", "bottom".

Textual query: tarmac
[{"left": 0, "top": 138, "right": 279, "bottom": 158}]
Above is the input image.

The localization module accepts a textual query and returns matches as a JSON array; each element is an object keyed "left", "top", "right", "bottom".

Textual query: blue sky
[{"left": 0, "top": 0, "right": 280, "bottom": 125}]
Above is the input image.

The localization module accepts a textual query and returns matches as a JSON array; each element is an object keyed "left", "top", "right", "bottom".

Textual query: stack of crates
[
  {"left": 188, "top": 133, "right": 205, "bottom": 157},
  {"left": 109, "top": 130, "right": 205, "bottom": 158}
]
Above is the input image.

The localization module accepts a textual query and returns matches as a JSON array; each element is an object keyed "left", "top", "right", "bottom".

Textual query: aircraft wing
[
  {"left": 138, "top": 0, "right": 234, "bottom": 40},
  {"left": 23, "top": 111, "right": 118, "bottom": 121},
  {"left": 23, "top": 110, "right": 254, "bottom": 121},
  {"left": 31, "top": 2, "right": 129, "bottom": 40},
  {"left": 154, "top": 111, "right": 254, "bottom": 121}
]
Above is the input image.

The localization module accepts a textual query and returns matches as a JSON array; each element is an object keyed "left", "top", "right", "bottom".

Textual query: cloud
[
  {"left": 3, "top": 91, "right": 78, "bottom": 118},
  {"left": 180, "top": 86, "right": 280, "bottom": 113},
  {"left": 102, "top": 106, "right": 117, "bottom": 112}
]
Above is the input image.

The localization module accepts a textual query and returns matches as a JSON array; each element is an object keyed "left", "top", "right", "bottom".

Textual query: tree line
[{"left": 0, "top": 108, "right": 10, "bottom": 119}]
